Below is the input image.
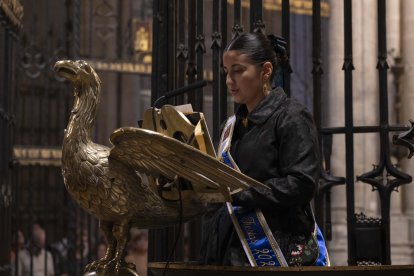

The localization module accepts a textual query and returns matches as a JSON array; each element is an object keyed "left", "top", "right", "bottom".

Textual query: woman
[{"left": 200, "top": 32, "right": 328, "bottom": 267}]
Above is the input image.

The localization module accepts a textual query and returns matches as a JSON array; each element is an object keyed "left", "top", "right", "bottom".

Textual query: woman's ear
[
  {"left": 261, "top": 61, "right": 273, "bottom": 83},
  {"left": 262, "top": 61, "right": 273, "bottom": 77}
]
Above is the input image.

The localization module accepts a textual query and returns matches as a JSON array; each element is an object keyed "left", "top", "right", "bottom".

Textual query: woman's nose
[{"left": 226, "top": 73, "right": 234, "bottom": 86}]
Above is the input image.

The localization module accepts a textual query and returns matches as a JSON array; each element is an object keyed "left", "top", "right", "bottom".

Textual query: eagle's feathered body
[
  {"left": 55, "top": 59, "right": 268, "bottom": 275},
  {"left": 55, "top": 60, "right": 203, "bottom": 275}
]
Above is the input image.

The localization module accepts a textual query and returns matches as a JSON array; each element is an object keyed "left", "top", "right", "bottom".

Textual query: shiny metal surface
[{"left": 55, "top": 60, "right": 266, "bottom": 275}]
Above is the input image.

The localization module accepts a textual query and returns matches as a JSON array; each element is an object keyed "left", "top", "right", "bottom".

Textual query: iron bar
[
  {"left": 0, "top": 23, "right": 11, "bottom": 274},
  {"left": 220, "top": 0, "right": 227, "bottom": 123},
  {"left": 151, "top": 0, "right": 169, "bottom": 104},
  {"left": 170, "top": 0, "right": 184, "bottom": 259},
  {"left": 187, "top": 0, "right": 197, "bottom": 108},
  {"left": 168, "top": 0, "right": 176, "bottom": 97},
  {"left": 250, "top": 0, "right": 263, "bottom": 33},
  {"left": 0, "top": 28, "right": 7, "bottom": 188},
  {"left": 232, "top": 0, "right": 242, "bottom": 112},
  {"left": 281, "top": 0, "right": 290, "bottom": 96},
  {"left": 195, "top": 0, "right": 205, "bottom": 112},
  {"left": 72, "top": 0, "right": 80, "bottom": 59},
  {"left": 312, "top": 0, "right": 322, "bottom": 150},
  {"left": 232, "top": 0, "right": 243, "bottom": 39},
  {"left": 89, "top": 0, "right": 93, "bottom": 57},
  {"left": 149, "top": 0, "right": 180, "bottom": 262},
  {"left": 149, "top": 0, "right": 161, "bottom": 261},
  {"left": 116, "top": 0, "right": 123, "bottom": 127},
  {"left": 176, "top": 0, "right": 186, "bottom": 104},
  {"left": 148, "top": 0, "right": 158, "bottom": 104},
  {"left": 376, "top": 0, "right": 391, "bottom": 264},
  {"left": 343, "top": 0, "right": 356, "bottom": 265},
  {"left": 28, "top": 168, "right": 34, "bottom": 275},
  {"left": 312, "top": 0, "right": 325, "bottom": 235},
  {"left": 321, "top": 125, "right": 409, "bottom": 135},
  {"left": 212, "top": 0, "right": 221, "bottom": 144}
]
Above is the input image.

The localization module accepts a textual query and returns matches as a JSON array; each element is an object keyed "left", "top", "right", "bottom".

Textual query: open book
[{"left": 110, "top": 105, "right": 270, "bottom": 203}]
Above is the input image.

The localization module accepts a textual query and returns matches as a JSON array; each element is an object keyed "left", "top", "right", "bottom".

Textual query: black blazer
[{"left": 201, "top": 87, "right": 320, "bottom": 265}]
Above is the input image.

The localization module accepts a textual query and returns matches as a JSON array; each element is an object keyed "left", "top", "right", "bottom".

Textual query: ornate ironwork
[
  {"left": 357, "top": 161, "right": 411, "bottom": 198},
  {"left": 0, "top": 0, "right": 21, "bottom": 271},
  {"left": 93, "top": 0, "right": 118, "bottom": 41},
  {"left": 356, "top": 261, "right": 383, "bottom": 266},
  {"left": 253, "top": 19, "right": 266, "bottom": 34},
  {"left": 393, "top": 120, "right": 414, "bottom": 159},
  {"left": 231, "top": 24, "right": 243, "bottom": 39},
  {"left": 227, "top": 0, "right": 332, "bottom": 17},
  {"left": 354, "top": 212, "right": 382, "bottom": 226},
  {"left": 0, "top": 108, "right": 15, "bottom": 126},
  {"left": 176, "top": 43, "right": 188, "bottom": 60},
  {"left": 20, "top": 42, "right": 46, "bottom": 79},
  {"left": 0, "top": 182, "right": 11, "bottom": 208},
  {"left": 350, "top": 0, "right": 413, "bottom": 265},
  {"left": 195, "top": 34, "right": 206, "bottom": 54},
  {"left": 210, "top": 31, "right": 222, "bottom": 49}
]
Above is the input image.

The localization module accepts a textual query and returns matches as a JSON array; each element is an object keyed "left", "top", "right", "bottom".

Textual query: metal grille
[
  {"left": 0, "top": 1, "right": 22, "bottom": 275},
  {"left": 150, "top": 0, "right": 414, "bottom": 266},
  {"left": 6, "top": 0, "right": 154, "bottom": 275}
]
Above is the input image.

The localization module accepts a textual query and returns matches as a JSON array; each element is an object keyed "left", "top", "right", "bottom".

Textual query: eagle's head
[{"left": 54, "top": 60, "right": 101, "bottom": 89}]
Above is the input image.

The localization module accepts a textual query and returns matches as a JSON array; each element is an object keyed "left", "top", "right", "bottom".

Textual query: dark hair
[{"left": 225, "top": 32, "right": 278, "bottom": 82}]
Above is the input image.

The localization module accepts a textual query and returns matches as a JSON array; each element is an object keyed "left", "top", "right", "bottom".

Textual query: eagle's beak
[{"left": 54, "top": 60, "right": 79, "bottom": 81}]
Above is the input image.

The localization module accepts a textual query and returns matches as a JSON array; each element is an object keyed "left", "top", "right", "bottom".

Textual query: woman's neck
[{"left": 246, "top": 90, "right": 270, "bottom": 113}]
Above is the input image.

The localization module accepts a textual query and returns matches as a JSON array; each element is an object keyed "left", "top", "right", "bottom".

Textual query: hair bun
[{"left": 267, "top": 34, "right": 288, "bottom": 64}]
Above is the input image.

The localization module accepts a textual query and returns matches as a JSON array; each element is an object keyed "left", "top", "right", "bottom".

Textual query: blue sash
[
  {"left": 218, "top": 115, "right": 330, "bottom": 267},
  {"left": 219, "top": 115, "right": 288, "bottom": 267},
  {"left": 314, "top": 223, "right": 330, "bottom": 266}
]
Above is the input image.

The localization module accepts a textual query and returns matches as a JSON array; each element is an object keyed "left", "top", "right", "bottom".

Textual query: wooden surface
[{"left": 148, "top": 262, "right": 414, "bottom": 276}]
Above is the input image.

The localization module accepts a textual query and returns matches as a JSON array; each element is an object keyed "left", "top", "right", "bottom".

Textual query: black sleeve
[{"left": 232, "top": 108, "right": 320, "bottom": 209}]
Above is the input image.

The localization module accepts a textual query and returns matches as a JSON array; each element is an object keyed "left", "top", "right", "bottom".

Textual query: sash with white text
[{"left": 219, "top": 115, "right": 288, "bottom": 267}]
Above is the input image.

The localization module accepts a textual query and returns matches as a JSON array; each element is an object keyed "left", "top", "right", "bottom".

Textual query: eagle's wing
[{"left": 109, "top": 127, "right": 270, "bottom": 198}]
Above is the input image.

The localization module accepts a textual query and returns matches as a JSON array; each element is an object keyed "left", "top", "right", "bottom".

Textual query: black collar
[{"left": 235, "top": 87, "right": 287, "bottom": 125}]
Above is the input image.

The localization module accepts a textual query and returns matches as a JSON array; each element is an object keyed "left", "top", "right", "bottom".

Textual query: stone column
[
  {"left": 401, "top": 0, "right": 414, "bottom": 216},
  {"left": 326, "top": 0, "right": 347, "bottom": 265},
  {"left": 398, "top": 0, "right": 414, "bottom": 264},
  {"left": 327, "top": 0, "right": 381, "bottom": 265},
  {"left": 352, "top": 0, "right": 379, "bottom": 218},
  {"left": 384, "top": 0, "right": 414, "bottom": 265}
]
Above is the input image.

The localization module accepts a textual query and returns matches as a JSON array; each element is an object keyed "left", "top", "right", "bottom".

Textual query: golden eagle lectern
[{"left": 54, "top": 60, "right": 269, "bottom": 275}]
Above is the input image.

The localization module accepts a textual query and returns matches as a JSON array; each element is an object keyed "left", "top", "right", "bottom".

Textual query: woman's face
[{"left": 223, "top": 50, "right": 265, "bottom": 108}]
